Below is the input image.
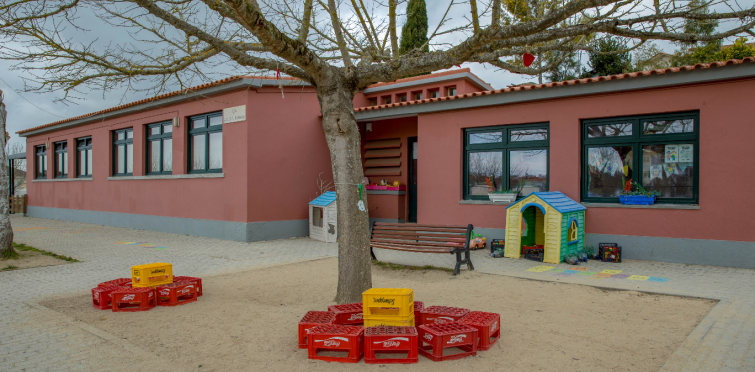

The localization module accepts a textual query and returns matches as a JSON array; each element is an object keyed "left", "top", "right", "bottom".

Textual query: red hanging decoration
[
  {"left": 523, "top": 53, "right": 535, "bottom": 67},
  {"left": 276, "top": 67, "right": 280, "bottom": 80}
]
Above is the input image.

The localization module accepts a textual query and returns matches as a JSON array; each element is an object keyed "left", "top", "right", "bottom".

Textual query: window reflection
[
  {"left": 510, "top": 150, "right": 548, "bottom": 194},
  {"left": 587, "top": 146, "right": 633, "bottom": 197},
  {"left": 468, "top": 152, "right": 502, "bottom": 195}
]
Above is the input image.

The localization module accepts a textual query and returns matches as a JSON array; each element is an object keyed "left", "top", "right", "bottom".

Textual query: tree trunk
[
  {"left": 0, "top": 91, "right": 15, "bottom": 259},
  {"left": 316, "top": 74, "right": 372, "bottom": 304}
]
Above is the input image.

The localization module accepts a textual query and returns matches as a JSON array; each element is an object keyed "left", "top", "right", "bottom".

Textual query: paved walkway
[{"left": 1, "top": 216, "right": 753, "bottom": 371}]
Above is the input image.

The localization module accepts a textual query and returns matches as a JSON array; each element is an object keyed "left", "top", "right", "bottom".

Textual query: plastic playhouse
[
  {"left": 91, "top": 262, "right": 203, "bottom": 312},
  {"left": 298, "top": 288, "right": 501, "bottom": 364},
  {"left": 504, "top": 192, "right": 586, "bottom": 264}
]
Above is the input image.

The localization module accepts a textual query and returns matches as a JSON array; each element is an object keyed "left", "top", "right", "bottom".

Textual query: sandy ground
[
  {"left": 44, "top": 257, "right": 715, "bottom": 372},
  {"left": 2, "top": 249, "right": 70, "bottom": 270}
]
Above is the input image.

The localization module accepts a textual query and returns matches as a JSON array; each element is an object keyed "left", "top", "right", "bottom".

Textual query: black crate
[
  {"left": 524, "top": 248, "right": 544, "bottom": 262},
  {"left": 599, "top": 243, "right": 622, "bottom": 263},
  {"left": 490, "top": 239, "right": 505, "bottom": 254}
]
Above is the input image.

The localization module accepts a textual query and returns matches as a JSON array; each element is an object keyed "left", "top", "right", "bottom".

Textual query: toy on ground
[
  {"left": 308, "top": 324, "right": 364, "bottom": 363},
  {"left": 308, "top": 191, "right": 337, "bottom": 243},
  {"left": 417, "top": 322, "right": 478, "bottom": 362},
  {"left": 364, "top": 326, "right": 418, "bottom": 364},
  {"left": 523, "top": 245, "right": 544, "bottom": 262},
  {"left": 490, "top": 239, "right": 504, "bottom": 254},
  {"left": 469, "top": 231, "right": 486, "bottom": 250},
  {"left": 131, "top": 262, "right": 173, "bottom": 287},
  {"left": 504, "top": 192, "right": 586, "bottom": 264},
  {"left": 599, "top": 243, "right": 622, "bottom": 262}
]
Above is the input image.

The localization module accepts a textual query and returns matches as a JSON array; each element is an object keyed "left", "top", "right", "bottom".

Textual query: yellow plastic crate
[
  {"left": 363, "top": 315, "right": 415, "bottom": 328},
  {"left": 131, "top": 262, "right": 173, "bottom": 288},
  {"left": 362, "top": 288, "right": 414, "bottom": 317}
]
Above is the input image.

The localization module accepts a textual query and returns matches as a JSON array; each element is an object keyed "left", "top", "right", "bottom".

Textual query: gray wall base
[
  {"left": 370, "top": 218, "right": 406, "bottom": 224},
  {"left": 585, "top": 233, "right": 755, "bottom": 269},
  {"left": 27, "top": 206, "right": 308, "bottom": 242}
]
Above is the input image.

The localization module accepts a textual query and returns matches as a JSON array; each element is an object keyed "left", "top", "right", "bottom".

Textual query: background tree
[
  {"left": 2, "top": 0, "right": 755, "bottom": 303},
  {"left": 672, "top": 0, "right": 721, "bottom": 66},
  {"left": 399, "top": 0, "right": 429, "bottom": 54},
  {"left": 0, "top": 89, "right": 15, "bottom": 260},
  {"left": 715, "top": 37, "right": 755, "bottom": 61},
  {"left": 582, "top": 36, "right": 633, "bottom": 77}
]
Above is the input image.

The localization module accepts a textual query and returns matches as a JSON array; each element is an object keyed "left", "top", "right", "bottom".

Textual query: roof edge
[{"left": 362, "top": 71, "right": 493, "bottom": 94}]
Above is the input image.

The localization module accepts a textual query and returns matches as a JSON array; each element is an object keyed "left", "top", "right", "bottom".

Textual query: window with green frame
[
  {"left": 463, "top": 123, "right": 549, "bottom": 200},
  {"left": 188, "top": 112, "right": 223, "bottom": 173},
  {"left": 112, "top": 128, "right": 133, "bottom": 176},
  {"left": 146, "top": 121, "right": 173, "bottom": 174},
  {"left": 581, "top": 111, "right": 699, "bottom": 204}
]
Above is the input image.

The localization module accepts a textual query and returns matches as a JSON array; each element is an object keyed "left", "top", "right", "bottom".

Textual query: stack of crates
[{"left": 362, "top": 288, "right": 415, "bottom": 327}]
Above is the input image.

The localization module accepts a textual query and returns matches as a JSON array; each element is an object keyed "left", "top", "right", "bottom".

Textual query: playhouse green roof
[{"left": 508, "top": 192, "right": 586, "bottom": 214}]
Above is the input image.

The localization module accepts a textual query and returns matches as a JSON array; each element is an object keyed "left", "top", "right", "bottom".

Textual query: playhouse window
[
  {"left": 188, "top": 112, "right": 223, "bottom": 173},
  {"left": 582, "top": 112, "right": 698, "bottom": 204},
  {"left": 313, "top": 207, "right": 324, "bottom": 227},
  {"left": 568, "top": 220, "right": 578, "bottom": 242},
  {"left": 464, "top": 123, "right": 549, "bottom": 200},
  {"left": 147, "top": 121, "right": 173, "bottom": 175}
]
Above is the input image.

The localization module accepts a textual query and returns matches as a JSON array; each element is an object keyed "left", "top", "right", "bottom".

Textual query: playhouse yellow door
[{"left": 505, "top": 213, "right": 521, "bottom": 258}]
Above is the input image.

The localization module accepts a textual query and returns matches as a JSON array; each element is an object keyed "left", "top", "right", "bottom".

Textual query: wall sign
[{"left": 223, "top": 105, "right": 246, "bottom": 124}]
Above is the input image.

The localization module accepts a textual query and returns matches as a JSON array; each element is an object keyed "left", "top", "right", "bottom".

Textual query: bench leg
[
  {"left": 465, "top": 249, "right": 475, "bottom": 271},
  {"left": 453, "top": 252, "right": 462, "bottom": 276},
  {"left": 370, "top": 247, "right": 377, "bottom": 261},
  {"left": 452, "top": 250, "right": 474, "bottom": 276}
]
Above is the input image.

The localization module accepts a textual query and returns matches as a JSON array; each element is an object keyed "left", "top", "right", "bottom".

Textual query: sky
[{"left": 1, "top": 0, "right": 753, "bottom": 149}]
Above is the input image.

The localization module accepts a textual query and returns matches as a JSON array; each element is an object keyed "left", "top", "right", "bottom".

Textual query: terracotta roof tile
[
  {"left": 17, "top": 75, "right": 297, "bottom": 135},
  {"left": 354, "top": 57, "right": 755, "bottom": 113}
]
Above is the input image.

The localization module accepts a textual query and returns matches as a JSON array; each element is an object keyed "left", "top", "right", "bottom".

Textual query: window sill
[
  {"left": 107, "top": 173, "right": 224, "bottom": 181},
  {"left": 459, "top": 200, "right": 513, "bottom": 206},
  {"left": 33, "top": 178, "right": 93, "bottom": 182},
  {"left": 580, "top": 202, "right": 700, "bottom": 210},
  {"left": 367, "top": 190, "right": 406, "bottom": 195}
]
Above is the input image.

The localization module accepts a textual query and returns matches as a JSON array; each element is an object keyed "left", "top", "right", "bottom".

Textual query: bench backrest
[{"left": 370, "top": 222, "right": 473, "bottom": 252}]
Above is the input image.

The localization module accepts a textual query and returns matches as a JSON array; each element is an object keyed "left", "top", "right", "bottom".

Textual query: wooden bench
[{"left": 369, "top": 222, "right": 475, "bottom": 275}]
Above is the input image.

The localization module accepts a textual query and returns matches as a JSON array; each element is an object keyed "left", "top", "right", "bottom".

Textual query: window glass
[
  {"left": 126, "top": 144, "right": 133, "bottom": 173},
  {"left": 193, "top": 119, "right": 205, "bottom": 129},
  {"left": 150, "top": 126, "right": 160, "bottom": 136},
  {"left": 568, "top": 221, "right": 578, "bottom": 242},
  {"left": 467, "top": 151, "right": 503, "bottom": 195},
  {"left": 209, "top": 116, "right": 222, "bottom": 127},
  {"left": 510, "top": 129, "right": 548, "bottom": 142},
  {"left": 510, "top": 150, "right": 548, "bottom": 194},
  {"left": 209, "top": 132, "right": 223, "bottom": 169},
  {"left": 87, "top": 149, "right": 92, "bottom": 175},
  {"left": 643, "top": 119, "right": 693, "bottom": 134},
  {"left": 150, "top": 141, "right": 161, "bottom": 173},
  {"left": 414, "top": 92, "right": 422, "bottom": 100},
  {"left": 117, "top": 132, "right": 125, "bottom": 141},
  {"left": 398, "top": 94, "right": 407, "bottom": 102},
  {"left": 447, "top": 87, "right": 456, "bottom": 96},
  {"left": 383, "top": 96, "right": 391, "bottom": 104},
  {"left": 369, "top": 98, "right": 377, "bottom": 106},
  {"left": 586, "top": 146, "right": 633, "bottom": 197},
  {"left": 192, "top": 134, "right": 206, "bottom": 170},
  {"left": 430, "top": 90, "right": 440, "bottom": 98},
  {"left": 79, "top": 150, "right": 86, "bottom": 176},
  {"left": 163, "top": 139, "right": 172, "bottom": 172},
  {"left": 641, "top": 144, "right": 694, "bottom": 198},
  {"left": 469, "top": 132, "right": 502, "bottom": 144},
  {"left": 116, "top": 145, "right": 125, "bottom": 174},
  {"left": 126, "top": 131, "right": 133, "bottom": 139},
  {"left": 587, "top": 123, "right": 632, "bottom": 137},
  {"left": 163, "top": 124, "right": 172, "bottom": 133}
]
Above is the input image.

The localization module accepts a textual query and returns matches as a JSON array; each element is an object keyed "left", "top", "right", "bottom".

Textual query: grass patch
[
  {"left": 1, "top": 248, "right": 19, "bottom": 260},
  {"left": 372, "top": 260, "right": 454, "bottom": 273},
  {"left": 12, "top": 242, "right": 80, "bottom": 262},
  {"left": 2, "top": 265, "right": 19, "bottom": 271}
]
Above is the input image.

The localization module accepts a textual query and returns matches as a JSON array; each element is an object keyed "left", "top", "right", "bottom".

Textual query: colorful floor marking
[
  {"left": 524, "top": 264, "right": 668, "bottom": 282},
  {"left": 115, "top": 241, "right": 168, "bottom": 250}
]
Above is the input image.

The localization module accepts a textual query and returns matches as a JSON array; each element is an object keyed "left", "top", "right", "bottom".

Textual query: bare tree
[
  {"left": 0, "top": 89, "right": 15, "bottom": 259},
  {"left": 1, "top": 0, "right": 753, "bottom": 302}
]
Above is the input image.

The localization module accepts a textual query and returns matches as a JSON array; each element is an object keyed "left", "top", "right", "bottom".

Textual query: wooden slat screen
[{"left": 363, "top": 138, "right": 401, "bottom": 176}]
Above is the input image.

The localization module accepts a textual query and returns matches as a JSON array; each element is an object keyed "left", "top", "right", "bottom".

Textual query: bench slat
[
  {"left": 371, "top": 238, "right": 463, "bottom": 248},
  {"left": 371, "top": 244, "right": 451, "bottom": 254},
  {"left": 373, "top": 226, "right": 468, "bottom": 234},
  {"left": 371, "top": 231, "right": 466, "bottom": 239},
  {"left": 374, "top": 223, "right": 469, "bottom": 230},
  {"left": 371, "top": 234, "right": 466, "bottom": 244}
]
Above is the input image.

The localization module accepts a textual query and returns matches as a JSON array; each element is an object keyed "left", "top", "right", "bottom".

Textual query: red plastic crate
[
  {"left": 308, "top": 324, "right": 364, "bottom": 363},
  {"left": 364, "top": 326, "right": 418, "bottom": 364},
  {"left": 298, "top": 311, "right": 336, "bottom": 349},
  {"left": 414, "top": 301, "right": 425, "bottom": 326},
  {"left": 111, "top": 287, "right": 156, "bottom": 312},
  {"left": 156, "top": 281, "right": 197, "bottom": 307},
  {"left": 459, "top": 311, "right": 501, "bottom": 351},
  {"left": 91, "top": 285, "right": 120, "bottom": 310},
  {"left": 421, "top": 305, "right": 470, "bottom": 325},
  {"left": 417, "top": 322, "right": 478, "bottom": 362},
  {"left": 328, "top": 302, "right": 363, "bottom": 325},
  {"left": 173, "top": 276, "right": 203, "bottom": 297},
  {"left": 97, "top": 278, "right": 132, "bottom": 288}
]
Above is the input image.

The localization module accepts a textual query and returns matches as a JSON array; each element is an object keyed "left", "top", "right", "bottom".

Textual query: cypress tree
[{"left": 399, "top": 0, "right": 429, "bottom": 55}]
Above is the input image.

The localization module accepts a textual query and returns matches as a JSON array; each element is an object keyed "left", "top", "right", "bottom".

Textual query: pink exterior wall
[
  {"left": 25, "top": 86, "right": 328, "bottom": 224},
  {"left": 361, "top": 117, "right": 418, "bottom": 221},
  {"left": 417, "top": 78, "right": 755, "bottom": 242}
]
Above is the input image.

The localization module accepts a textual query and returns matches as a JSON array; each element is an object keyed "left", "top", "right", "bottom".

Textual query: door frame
[{"left": 408, "top": 137, "right": 418, "bottom": 223}]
